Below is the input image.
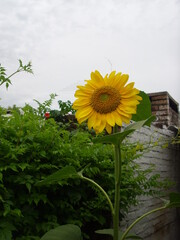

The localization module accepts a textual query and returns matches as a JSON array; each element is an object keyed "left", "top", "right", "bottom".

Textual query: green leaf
[
  {"left": 95, "top": 229, "right": 121, "bottom": 238},
  {"left": 18, "top": 59, "right": 23, "bottom": 67},
  {"left": 0, "top": 222, "right": 15, "bottom": 240},
  {"left": 8, "top": 164, "right": 18, "bottom": 172},
  {"left": 11, "top": 208, "right": 22, "bottom": 217},
  {"left": 26, "top": 183, "right": 31, "bottom": 192},
  {"left": 0, "top": 229, "right": 12, "bottom": 240},
  {"left": 93, "top": 129, "right": 134, "bottom": 145},
  {"left": 125, "top": 115, "right": 156, "bottom": 131},
  {"left": 40, "top": 224, "right": 82, "bottom": 240},
  {"left": 36, "top": 166, "right": 80, "bottom": 186},
  {"left": 132, "top": 91, "right": 152, "bottom": 122},
  {"left": 95, "top": 229, "right": 142, "bottom": 240},
  {"left": 19, "top": 163, "right": 30, "bottom": 171},
  {"left": 0, "top": 173, "right": 3, "bottom": 182},
  {"left": 165, "top": 192, "right": 180, "bottom": 208},
  {"left": 93, "top": 116, "right": 155, "bottom": 145}
]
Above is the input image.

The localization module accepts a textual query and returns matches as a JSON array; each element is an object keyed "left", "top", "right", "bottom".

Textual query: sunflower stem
[
  {"left": 80, "top": 175, "right": 114, "bottom": 216},
  {"left": 121, "top": 205, "right": 166, "bottom": 240},
  {"left": 113, "top": 125, "right": 122, "bottom": 240}
]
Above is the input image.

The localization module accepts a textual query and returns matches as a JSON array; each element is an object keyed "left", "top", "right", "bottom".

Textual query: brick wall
[
  {"left": 148, "top": 91, "right": 179, "bottom": 128},
  {"left": 120, "top": 125, "right": 180, "bottom": 240}
]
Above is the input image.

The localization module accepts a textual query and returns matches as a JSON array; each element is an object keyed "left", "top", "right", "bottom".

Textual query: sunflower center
[{"left": 90, "top": 86, "right": 121, "bottom": 114}]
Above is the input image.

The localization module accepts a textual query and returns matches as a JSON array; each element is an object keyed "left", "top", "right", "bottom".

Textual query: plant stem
[
  {"left": 7, "top": 69, "right": 21, "bottom": 79},
  {"left": 80, "top": 175, "right": 114, "bottom": 216},
  {"left": 121, "top": 205, "right": 166, "bottom": 240},
  {"left": 113, "top": 125, "right": 121, "bottom": 240}
]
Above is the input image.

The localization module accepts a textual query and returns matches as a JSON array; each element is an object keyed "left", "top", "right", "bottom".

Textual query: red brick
[
  {"left": 152, "top": 105, "right": 159, "bottom": 111},
  {"left": 152, "top": 111, "right": 157, "bottom": 116},
  {"left": 151, "top": 100, "right": 168, "bottom": 105},
  {"left": 158, "top": 116, "right": 169, "bottom": 121},
  {"left": 159, "top": 105, "right": 168, "bottom": 110},
  {"left": 151, "top": 95, "right": 168, "bottom": 100},
  {"left": 156, "top": 110, "right": 168, "bottom": 116}
]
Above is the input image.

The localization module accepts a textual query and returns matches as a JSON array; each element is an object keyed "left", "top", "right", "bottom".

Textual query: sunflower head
[{"left": 73, "top": 70, "right": 142, "bottom": 134}]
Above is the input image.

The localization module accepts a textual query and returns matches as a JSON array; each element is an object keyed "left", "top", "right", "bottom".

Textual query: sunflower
[{"left": 73, "top": 70, "right": 142, "bottom": 134}]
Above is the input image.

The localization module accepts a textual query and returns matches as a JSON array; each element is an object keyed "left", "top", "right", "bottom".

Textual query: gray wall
[{"left": 121, "top": 125, "right": 180, "bottom": 240}]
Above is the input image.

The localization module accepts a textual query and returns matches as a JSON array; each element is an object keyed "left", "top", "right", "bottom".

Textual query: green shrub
[{"left": 0, "top": 103, "right": 171, "bottom": 240}]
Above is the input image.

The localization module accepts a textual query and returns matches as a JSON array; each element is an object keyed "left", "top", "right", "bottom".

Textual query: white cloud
[{"left": 0, "top": 0, "right": 180, "bottom": 109}]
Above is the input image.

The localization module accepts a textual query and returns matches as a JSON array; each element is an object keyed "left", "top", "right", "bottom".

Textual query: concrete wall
[{"left": 121, "top": 125, "right": 180, "bottom": 240}]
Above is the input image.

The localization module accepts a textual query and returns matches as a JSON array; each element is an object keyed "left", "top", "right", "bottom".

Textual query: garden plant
[
  {"left": 38, "top": 70, "right": 180, "bottom": 240},
  {"left": 0, "top": 61, "right": 180, "bottom": 240}
]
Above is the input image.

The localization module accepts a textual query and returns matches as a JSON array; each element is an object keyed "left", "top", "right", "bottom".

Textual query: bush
[{"left": 0, "top": 102, "right": 172, "bottom": 240}]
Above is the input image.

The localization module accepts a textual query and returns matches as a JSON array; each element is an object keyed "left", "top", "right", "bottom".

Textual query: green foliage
[
  {"left": 34, "top": 93, "right": 57, "bottom": 116},
  {"left": 0, "top": 60, "right": 33, "bottom": 89},
  {"left": 132, "top": 91, "right": 152, "bottom": 122},
  {"left": 172, "top": 128, "right": 180, "bottom": 145},
  {"left": 166, "top": 192, "right": 180, "bottom": 208},
  {"left": 40, "top": 224, "right": 82, "bottom": 240},
  {"left": 37, "top": 166, "right": 80, "bottom": 186},
  {"left": 0, "top": 105, "right": 172, "bottom": 240},
  {"left": 0, "top": 101, "right": 172, "bottom": 239},
  {"left": 49, "top": 100, "right": 76, "bottom": 128},
  {"left": 0, "top": 61, "right": 175, "bottom": 240},
  {"left": 58, "top": 100, "right": 76, "bottom": 116}
]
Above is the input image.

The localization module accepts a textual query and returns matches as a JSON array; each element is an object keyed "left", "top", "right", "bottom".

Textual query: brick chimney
[{"left": 148, "top": 91, "right": 179, "bottom": 128}]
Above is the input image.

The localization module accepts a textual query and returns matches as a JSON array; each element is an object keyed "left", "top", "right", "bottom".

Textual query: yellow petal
[
  {"left": 103, "top": 73, "right": 109, "bottom": 84},
  {"left": 106, "top": 112, "right": 115, "bottom": 126},
  {"left": 76, "top": 106, "right": 93, "bottom": 119},
  {"left": 94, "top": 70, "right": 105, "bottom": 83},
  {"left": 106, "top": 123, "right": 112, "bottom": 134},
  {"left": 117, "top": 106, "right": 132, "bottom": 117},
  {"left": 86, "top": 71, "right": 105, "bottom": 88},
  {"left": 109, "top": 72, "right": 122, "bottom": 87},
  {"left": 108, "top": 71, "right": 116, "bottom": 81},
  {"left": 95, "top": 113, "right": 102, "bottom": 126},
  {"left": 78, "top": 112, "right": 93, "bottom": 124},
  {"left": 73, "top": 98, "right": 90, "bottom": 109},
  {"left": 74, "top": 89, "right": 92, "bottom": 98},
  {"left": 116, "top": 74, "right": 129, "bottom": 89},
  {"left": 96, "top": 114, "right": 106, "bottom": 133},
  {"left": 85, "top": 79, "right": 103, "bottom": 89},
  {"left": 120, "top": 114, "right": 131, "bottom": 124},
  {"left": 109, "top": 70, "right": 116, "bottom": 77},
  {"left": 120, "top": 82, "right": 135, "bottom": 93},
  {"left": 118, "top": 105, "right": 137, "bottom": 114},
  {"left": 120, "top": 89, "right": 140, "bottom": 98},
  {"left": 112, "top": 111, "right": 122, "bottom": 126},
  {"left": 77, "top": 85, "right": 94, "bottom": 94},
  {"left": 87, "top": 113, "right": 97, "bottom": 130},
  {"left": 120, "top": 99, "right": 139, "bottom": 106},
  {"left": 136, "top": 95, "right": 142, "bottom": 101}
]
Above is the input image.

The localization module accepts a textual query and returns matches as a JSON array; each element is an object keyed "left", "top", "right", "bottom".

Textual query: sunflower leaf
[
  {"left": 125, "top": 115, "right": 156, "bottom": 131},
  {"left": 132, "top": 91, "right": 152, "bottom": 122},
  {"left": 36, "top": 166, "right": 80, "bottom": 186},
  {"left": 164, "top": 192, "right": 180, "bottom": 208},
  {"left": 40, "top": 224, "right": 82, "bottom": 240},
  {"left": 95, "top": 228, "right": 114, "bottom": 236},
  {"left": 93, "top": 116, "right": 155, "bottom": 145},
  {"left": 93, "top": 129, "right": 134, "bottom": 145}
]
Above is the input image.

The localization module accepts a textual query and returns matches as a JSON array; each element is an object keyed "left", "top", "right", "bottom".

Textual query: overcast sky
[{"left": 0, "top": 0, "right": 180, "bottom": 109}]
